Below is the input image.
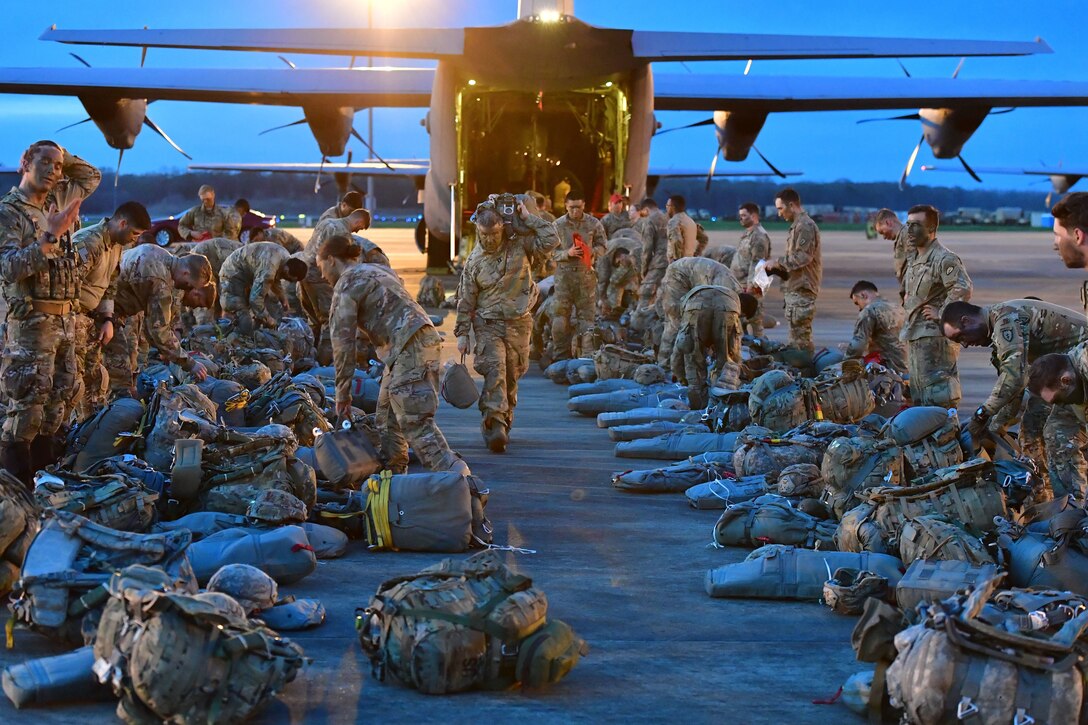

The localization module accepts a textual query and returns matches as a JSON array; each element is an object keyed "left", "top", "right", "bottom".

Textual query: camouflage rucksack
[
  {"left": 416, "top": 274, "right": 446, "bottom": 308},
  {"left": 0, "top": 470, "right": 41, "bottom": 597},
  {"left": 197, "top": 433, "right": 317, "bottom": 514},
  {"left": 747, "top": 370, "right": 807, "bottom": 433},
  {"left": 810, "top": 360, "right": 875, "bottom": 424},
  {"left": 883, "top": 406, "right": 965, "bottom": 479},
  {"left": 33, "top": 467, "right": 160, "bottom": 533},
  {"left": 141, "top": 382, "right": 219, "bottom": 472},
  {"left": 820, "top": 436, "right": 902, "bottom": 518},
  {"left": 592, "top": 344, "right": 652, "bottom": 381},
  {"left": 897, "top": 514, "right": 995, "bottom": 566},
  {"left": 713, "top": 494, "right": 837, "bottom": 550},
  {"left": 246, "top": 371, "right": 332, "bottom": 446},
  {"left": 357, "top": 551, "right": 587, "bottom": 694}
]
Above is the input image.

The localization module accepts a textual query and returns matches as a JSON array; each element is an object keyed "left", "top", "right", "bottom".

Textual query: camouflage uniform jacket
[
  {"left": 263, "top": 227, "right": 303, "bottom": 254},
  {"left": 219, "top": 242, "right": 292, "bottom": 318},
  {"left": 177, "top": 203, "right": 233, "bottom": 241},
  {"left": 776, "top": 211, "right": 821, "bottom": 295},
  {"left": 902, "top": 239, "right": 972, "bottom": 341},
  {"left": 316, "top": 204, "right": 342, "bottom": 226},
  {"left": 304, "top": 217, "right": 352, "bottom": 266},
  {"left": 190, "top": 237, "right": 242, "bottom": 278},
  {"left": 329, "top": 263, "right": 433, "bottom": 404},
  {"left": 114, "top": 245, "right": 192, "bottom": 369},
  {"left": 892, "top": 223, "right": 912, "bottom": 299},
  {"left": 352, "top": 235, "right": 392, "bottom": 267},
  {"left": 552, "top": 213, "right": 607, "bottom": 268},
  {"left": 455, "top": 214, "right": 559, "bottom": 337},
  {"left": 601, "top": 212, "right": 632, "bottom": 238},
  {"left": 731, "top": 223, "right": 771, "bottom": 289},
  {"left": 226, "top": 207, "right": 243, "bottom": 240},
  {"left": 981, "top": 299, "right": 1088, "bottom": 418},
  {"left": 640, "top": 210, "right": 669, "bottom": 274},
  {"left": 667, "top": 211, "right": 698, "bottom": 262},
  {"left": 845, "top": 296, "right": 907, "bottom": 371},
  {"left": 74, "top": 218, "right": 125, "bottom": 316},
  {"left": 665, "top": 256, "right": 740, "bottom": 295}
]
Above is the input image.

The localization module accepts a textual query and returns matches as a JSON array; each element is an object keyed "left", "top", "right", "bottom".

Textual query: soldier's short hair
[
  {"left": 940, "top": 300, "right": 983, "bottom": 328},
  {"left": 181, "top": 253, "right": 213, "bottom": 285},
  {"left": 474, "top": 208, "right": 503, "bottom": 229},
  {"left": 234, "top": 198, "right": 250, "bottom": 214},
  {"left": 668, "top": 195, "right": 687, "bottom": 212},
  {"left": 565, "top": 187, "right": 585, "bottom": 203},
  {"left": 318, "top": 234, "right": 362, "bottom": 262},
  {"left": 21, "top": 140, "right": 61, "bottom": 165},
  {"left": 185, "top": 281, "right": 217, "bottom": 309},
  {"left": 349, "top": 208, "right": 372, "bottom": 229},
  {"left": 198, "top": 184, "right": 214, "bottom": 196},
  {"left": 113, "top": 201, "right": 152, "bottom": 230},
  {"left": 874, "top": 208, "right": 898, "bottom": 223},
  {"left": 849, "top": 280, "right": 878, "bottom": 297},
  {"left": 738, "top": 292, "right": 759, "bottom": 319},
  {"left": 637, "top": 197, "right": 658, "bottom": 210},
  {"left": 1027, "top": 353, "right": 1075, "bottom": 396},
  {"left": 341, "top": 191, "right": 364, "bottom": 210},
  {"left": 908, "top": 204, "right": 940, "bottom": 230},
  {"left": 739, "top": 202, "right": 759, "bottom": 216},
  {"left": 775, "top": 188, "right": 800, "bottom": 206},
  {"left": 1053, "top": 192, "right": 1088, "bottom": 233},
  {"left": 282, "top": 257, "right": 308, "bottom": 282}
]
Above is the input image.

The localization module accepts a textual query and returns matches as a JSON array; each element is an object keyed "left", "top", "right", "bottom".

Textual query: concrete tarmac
[{"left": 1, "top": 226, "right": 1081, "bottom": 723}]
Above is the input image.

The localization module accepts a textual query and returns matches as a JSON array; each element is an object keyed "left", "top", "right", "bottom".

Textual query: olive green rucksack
[
  {"left": 810, "top": 360, "right": 875, "bottom": 424},
  {"left": 820, "top": 436, "right": 902, "bottom": 518},
  {"left": 593, "top": 344, "right": 654, "bottom": 381},
  {"left": 357, "top": 551, "right": 587, "bottom": 694},
  {"left": 747, "top": 370, "right": 807, "bottom": 433}
]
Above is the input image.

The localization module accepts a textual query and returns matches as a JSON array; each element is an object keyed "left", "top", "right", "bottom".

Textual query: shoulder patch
[{"left": 1002, "top": 328, "right": 1014, "bottom": 343}]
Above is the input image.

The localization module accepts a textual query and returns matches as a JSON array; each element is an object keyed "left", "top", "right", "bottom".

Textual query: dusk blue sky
[{"left": 2, "top": 0, "right": 1087, "bottom": 191}]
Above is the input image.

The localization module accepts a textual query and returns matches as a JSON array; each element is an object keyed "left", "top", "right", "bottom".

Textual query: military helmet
[
  {"left": 246, "top": 488, "right": 308, "bottom": 525},
  {"left": 207, "top": 564, "right": 278, "bottom": 615},
  {"left": 632, "top": 364, "right": 666, "bottom": 387},
  {"left": 194, "top": 589, "right": 251, "bottom": 622},
  {"left": 254, "top": 423, "right": 299, "bottom": 456}
]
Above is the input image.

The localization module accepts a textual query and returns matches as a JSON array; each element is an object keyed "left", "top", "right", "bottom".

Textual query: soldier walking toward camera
[
  {"left": 550, "top": 190, "right": 606, "bottom": 360},
  {"left": 844, "top": 280, "right": 907, "bottom": 373},
  {"left": 765, "top": 188, "right": 821, "bottom": 353},
  {"left": 732, "top": 202, "right": 771, "bottom": 337},
  {"left": 456, "top": 197, "right": 558, "bottom": 452},
  {"left": 219, "top": 241, "right": 309, "bottom": 334},
  {"left": 900, "top": 204, "right": 972, "bottom": 408},
  {"left": 0, "top": 140, "right": 99, "bottom": 483}
]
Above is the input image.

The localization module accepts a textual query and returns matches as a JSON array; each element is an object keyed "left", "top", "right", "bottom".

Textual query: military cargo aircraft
[{"left": 922, "top": 163, "right": 1088, "bottom": 206}]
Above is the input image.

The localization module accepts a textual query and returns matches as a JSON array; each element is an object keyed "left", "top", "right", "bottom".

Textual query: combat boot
[
  {"left": 0, "top": 441, "right": 32, "bottom": 488},
  {"left": 482, "top": 421, "right": 508, "bottom": 454}
]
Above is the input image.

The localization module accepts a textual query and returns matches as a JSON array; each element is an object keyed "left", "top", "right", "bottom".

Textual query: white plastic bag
[{"left": 752, "top": 259, "right": 775, "bottom": 293}]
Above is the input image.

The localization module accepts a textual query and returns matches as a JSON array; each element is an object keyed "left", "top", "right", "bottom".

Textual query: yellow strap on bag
[{"left": 364, "top": 470, "right": 396, "bottom": 550}]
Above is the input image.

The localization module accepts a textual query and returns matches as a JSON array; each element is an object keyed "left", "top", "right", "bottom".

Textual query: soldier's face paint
[
  {"left": 565, "top": 200, "right": 585, "bottom": 220},
  {"left": 1053, "top": 218, "right": 1088, "bottom": 269},
  {"left": 23, "top": 146, "right": 63, "bottom": 194},
  {"left": 738, "top": 209, "right": 755, "bottom": 228},
  {"left": 905, "top": 215, "right": 933, "bottom": 248},
  {"left": 476, "top": 224, "right": 504, "bottom": 253}
]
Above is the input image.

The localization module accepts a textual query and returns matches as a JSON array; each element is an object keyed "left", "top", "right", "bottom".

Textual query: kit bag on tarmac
[
  {"left": 996, "top": 506, "right": 1088, "bottom": 596},
  {"left": 747, "top": 370, "right": 807, "bottom": 432},
  {"left": 196, "top": 377, "right": 249, "bottom": 427},
  {"left": 571, "top": 378, "right": 640, "bottom": 397},
  {"left": 186, "top": 525, "right": 317, "bottom": 585},
  {"left": 93, "top": 570, "right": 307, "bottom": 724},
  {"left": 810, "top": 360, "right": 875, "bottom": 424},
  {"left": 195, "top": 432, "right": 318, "bottom": 514},
  {"left": 593, "top": 344, "right": 655, "bottom": 381},
  {"left": 356, "top": 551, "right": 587, "bottom": 694},
  {"left": 568, "top": 385, "right": 688, "bottom": 416},
  {"left": 704, "top": 544, "right": 903, "bottom": 599},
  {"left": 1, "top": 645, "right": 111, "bottom": 710},
  {"left": 0, "top": 470, "right": 42, "bottom": 595},
  {"left": 33, "top": 467, "right": 159, "bottom": 533},
  {"left": 886, "top": 578, "right": 1088, "bottom": 725},
  {"left": 610, "top": 454, "right": 740, "bottom": 493},
  {"left": 596, "top": 406, "right": 689, "bottom": 428},
  {"left": 835, "top": 502, "right": 891, "bottom": 554},
  {"left": 614, "top": 430, "right": 737, "bottom": 460},
  {"left": 141, "top": 382, "right": 220, "bottom": 472},
  {"left": 685, "top": 474, "right": 769, "bottom": 509},
  {"left": 313, "top": 422, "right": 382, "bottom": 489},
  {"left": 245, "top": 371, "right": 332, "bottom": 446},
  {"left": 819, "top": 435, "right": 901, "bottom": 518},
  {"left": 732, "top": 422, "right": 849, "bottom": 480},
  {"left": 440, "top": 355, "right": 480, "bottom": 409},
  {"left": 894, "top": 559, "right": 1000, "bottom": 612},
  {"left": 607, "top": 420, "right": 705, "bottom": 442},
  {"left": 704, "top": 387, "right": 751, "bottom": 433},
  {"left": 897, "top": 515, "right": 995, "bottom": 566},
  {"left": 776, "top": 463, "right": 823, "bottom": 498},
  {"left": 65, "top": 397, "right": 146, "bottom": 472},
  {"left": 713, "top": 494, "right": 838, "bottom": 549},
  {"left": 883, "top": 406, "right": 965, "bottom": 479}
]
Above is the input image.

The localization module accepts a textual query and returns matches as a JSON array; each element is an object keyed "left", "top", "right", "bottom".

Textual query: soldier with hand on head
[
  {"left": 764, "top": 188, "right": 821, "bottom": 354},
  {"left": 732, "top": 201, "right": 772, "bottom": 337},
  {"left": 873, "top": 208, "right": 911, "bottom": 301},
  {"left": 0, "top": 139, "right": 100, "bottom": 483},
  {"left": 219, "top": 241, "right": 308, "bottom": 334},
  {"left": 945, "top": 299, "right": 1088, "bottom": 499},
  {"left": 550, "top": 189, "right": 606, "bottom": 360},
  {"left": 178, "top": 184, "right": 235, "bottom": 241},
  {"left": 318, "top": 235, "right": 468, "bottom": 476},
  {"left": 456, "top": 196, "right": 559, "bottom": 453},
  {"left": 844, "top": 280, "right": 907, "bottom": 374}
]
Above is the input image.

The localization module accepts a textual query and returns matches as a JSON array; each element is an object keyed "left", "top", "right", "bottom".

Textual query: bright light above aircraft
[
  {"left": 539, "top": 10, "right": 561, "bottom": 23},
  {"left": 467, "top": 79, "right": 476, "bottom": 86}
]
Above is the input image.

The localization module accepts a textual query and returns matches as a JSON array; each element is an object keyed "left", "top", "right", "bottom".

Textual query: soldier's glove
[{"left": 965, "top": 407, "right": 989, "bottom": 451}]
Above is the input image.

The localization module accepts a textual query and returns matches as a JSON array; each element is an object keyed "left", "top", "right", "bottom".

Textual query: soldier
[
  {"left": 228, "top": 198, "right": 249, "bottom": 240},
  {"left": 732, "top": 201, "right": 772, "bottom": 337},
  {"left": 317, "top": 190, "right": 364, "bottom": 226},
  {"left": 900, "top": 204, "right": 972, "bottom": 408},
  {"left": 601, "top": 193, "right": 632, "bottom": 238},
  {"left": 764, "top": 188, "right": 821, "bottom": 354},
  {"left": 1050, "top": 192, "right": 1088, "bottom": 314},
  {"left": 550, "top": 189, "right": 607, "bottom": 360},
  {"left": 0, "top": 139, "right": 99, "bottom": 482},
  {"left": 219, "top": 241, "right": 309, "bottom": 334},
  {"left": 601, "top": 245, "right": 640, "bottom": 320},
  {"left": 944, "top": 299, "right": 1088, "bottom": 498},
  {"left": 72, "top": 201, "right": 152, "bottom": 419},
  {"left": 526, "top": 190, "right": 556, "bottom": 223},
  {"left": 455, "top": 200, "right": 559, "bottom": 452},
  {"left": 874, "top": 208, "right": 911, "bottom": 301},
  {"left": 107, "top": 245, "right": 213, "bottom": 393},
  {"left": 657, "top": 256, "right": 740, "bottom": 367},
  {"left": 636, "top": 197, "right": 669, "bottom": 307},
  {"left": 318, "top": 235, "right": 468, "bottom": 475},
  {"left": 671, "top": 287, "right": 758, "bottom": 410},
  {"left": 251, "top": 226, "right": 303, "bottom": 254},
  {"left": 844, "top": 280, "right": 907, "bottom": 373},
  {"left": 177, "top": 185, "right": 235, "bottom": 241},
  {"left": 189, "top": 236, "right": 243, "bottom": 323},
  {"left": 666, "top": 195, "right": 699, "bottom": 262}
]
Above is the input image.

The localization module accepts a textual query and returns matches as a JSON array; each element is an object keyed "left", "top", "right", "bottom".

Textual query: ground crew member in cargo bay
[
  {"left": 456, "top": 198, "right": 559, "bottom": 453},
  {"left": 219, "top": 241, "right": 308, "bottom": 334},
  {"left": 319, "top": 235, "right": 470, "bottom": 476},
  {"left": 0, "top": 139, "right": 100, "bottom": 484},
  {"left": 945, "top": 299, "right": 1088, "bottom": 499}
]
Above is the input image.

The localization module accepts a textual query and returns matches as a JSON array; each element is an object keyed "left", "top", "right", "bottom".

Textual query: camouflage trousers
[
  {"left": 741, "top": 292, "right": 765, "bottom": 338},
  {"left": 550, "top": 263, "right": 597, "bottom": 360},
  {"left": 377, "top": 326, "right": 457, "bottom": 473},
  {"left": 783, "top": 290, "right": 816, "bottom": 354},
  {"left": 672, "top": 309, "right": 741, "bottom": 411},
  {"left": 637, "top": 263, "right": 667, "bottom": 308},
  {"left": 472, "top": 315, "right": 531, "bottom": 433},
  {"left": 72, "top": 313, "right": 109, "bottom": 421},
  {"left": 103, "top": 313, "right": 143, "bottom": 398},
  {"left": 0, "top": 311, "right": 77, "bottom": 444},
  {"left": 906, "top": 335, "right": 961, "bottom": 408},
  {"left": 298, "top": 265, "right": 334, "bottom": 366},
  {"left": 1002, "top": 394, "right": 1087, "bottom": 499}
]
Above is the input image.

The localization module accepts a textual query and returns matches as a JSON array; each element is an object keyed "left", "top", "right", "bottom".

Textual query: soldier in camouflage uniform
[
  {"left": 944, "top": 299, "right": 1088, "bottom": 498},
  {"left": 252, "top": 226, "right": 303, "bottom": 254},
  {"left": 318, "top": 236, "right": 467, "bottom": 475},
  {"left": 844, "top": 280, "right": 907, "bottom": 373},
  {"left": 901, "top": 204, "right": 972, "bottom": 408},
  {"left": 874, "top": 208, "right": 911, "bottom": 301},
  {"left": 657, "top": 256, "right": 740, "bottom": 367},
  {"left": 550, "top": 190, "right": 607, "bottom": 360},
  {"left": 0, "top": 140, "right": 99, "bottom": 482},
  {"left": 636, "top": 198, "right": 669, "bottom": 307},
  {"left": 602, "top": 246, "right": 640, "bottom": 320},
  {"left": 177, "top": 185, "right": 236, "bottom": 241},
  {"left": 455, "top": 200, "right": 559, "bottom": 452},
  {"left": 671, "top": 287, "right": 756, "bottom": 410},
  {"left": 72, "top": 202, "right": 151, "bottom": 419},
  {"left": 732, "top": 202, "right": 772, "bottom": 337},
  {"left": 765, "top": 188, "right": 821, "bottom": 354},
  {"left": 316, "top": 190, "right": 364, "bottom": 226},
  {"left": 219, "top": 242, "right": 308, "bottom": 333},
  {"left": 227, "top": 198, "right": 249, "bottom": 241},
  {"left": 107, "top": 245, "right": 213, "bottom": 395},
  {"left": 666, "top": 195, "right": 699, "bottom": 262},
  {"left": 601, "top": 194, "right": 632, "bottom": 238},
  {"left": 188, "top": 236, "right": 242, "bottom": 324}
]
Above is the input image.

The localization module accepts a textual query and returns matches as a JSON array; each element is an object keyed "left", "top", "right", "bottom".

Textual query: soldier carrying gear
[
  {"left": 0, "top": 139, "right": 100, "bottom": 485},
  {"left": 946, "top": 299, "right": 1088, "bottom": 499},
  {"left": 635, "top": 197, "right": 669, "bottom": 308},
  {"left": 456, "top": 196, "right": 559, "bottom": 453},
  {"left": 219, "top": 241, "right": 308, "bottom": 334},
  {"left": 319, "top": 235, "right": 469, "bottom": 476},
  {"left": 844, "top": 280, "right": 907, "bottom": 374},
  {"left": 671, "top": 286, "right": 757, "bottom": 411},
  {"left": 732, "top": 201, "right": 772, "bottom": 337},
  {"left": 764, "top": 187, "right": 822, "bottom": 354},
  {"left": 550, "top": 189, "right": 607, "bottom": 361},
  {"left": 177, "top": 184, "right": 236, "bottom": 241}
]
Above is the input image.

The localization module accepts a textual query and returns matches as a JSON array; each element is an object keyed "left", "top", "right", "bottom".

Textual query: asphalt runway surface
[{"left": 1, "top": 226, "right": 1081, "bottom": 723}]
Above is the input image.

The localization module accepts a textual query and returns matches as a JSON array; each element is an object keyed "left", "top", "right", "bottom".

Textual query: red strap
[
  {"left": 863, "top": 351, "right": 883, "bottom": 365},
  {"left": 291, "top": 543, "right": 315, "bottom": 553},
  {"left": 812, "top": 686, "right": 843, "bottom": 705}
]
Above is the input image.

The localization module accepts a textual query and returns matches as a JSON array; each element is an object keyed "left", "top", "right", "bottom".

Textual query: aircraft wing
[
  {"left": 188, "top": 161, "right": 430, "bottom": 176},
  {"left": 0, "top": 67, "right": 434, "bottom": 107},
  {"left": 648, "top": 167, "right": 802, "bottom": 178},
  {"left": 653, "top": 74, "right": 1088, "bottom": 112},
  {"left": 921, "top": 164, "right": 1088, "bottom": 177}
]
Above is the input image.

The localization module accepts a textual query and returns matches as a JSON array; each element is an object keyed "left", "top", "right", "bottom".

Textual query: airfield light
[
  {"left": 539, "top": 9, "right": 561, "bottom": 22},
  {"left": 467, "top": 79, "right": 477, "bottom": 86},
  {"left": 605, "top": 81, "right": 613, "bottom": 87}
]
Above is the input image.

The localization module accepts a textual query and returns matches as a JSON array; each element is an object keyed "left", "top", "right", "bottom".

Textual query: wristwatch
[
  {"left": 41, "top": 231, "right": 57, "bottom": 245},
  {"left": 973, "top": 406, "right": 989, "bottom": 423}
]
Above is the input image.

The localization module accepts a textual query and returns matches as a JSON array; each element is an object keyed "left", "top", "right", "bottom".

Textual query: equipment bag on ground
[
  {"left": 33, "top": 468, "right": 159, "bottom": 533},
  {"left": 569, "top": 386, "right": 688, "bottom": 416},
  {"left": 440, "top": 355, "right": 479, "bottom": 409},
  {"left": 713, "top": 494, "right": 837, "bottom": 549},
  {"left": 593, "top": 344, "right": 655, "bottom": 381},
  {"left": 705, "top": 544, "right": 903, "bottom": 599},
  {"left": 314, "top": 422, "right": 382, "bottom": 489},
  {"left": 614, "top": 431, "right": 737, "bottom": 460},
  {"left": 685, "top": 474, "right": 769, "bottom": 509},
  {"left": 596, "top": 407, "right": 689, "bottom": 428},
  {"left": 894, "top": 558, "right": 1000, "bottom": 612},
  {"left": 187, "top": 525, "right": 318, "bottom": 585}
]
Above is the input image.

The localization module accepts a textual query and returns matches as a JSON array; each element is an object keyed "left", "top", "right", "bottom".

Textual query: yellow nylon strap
[
  {"left": 5, "top": 616, "right": 14, "bottom": 649},
  {"left": 365, "top": 470, "right": 396, "bottom": 550}
]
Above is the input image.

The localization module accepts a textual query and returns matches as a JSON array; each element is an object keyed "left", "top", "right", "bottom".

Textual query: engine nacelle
[
  {"left": 1051, "top": 174, "right": 1082, "bottom": 194},
  {"left": 78, "top": 96, "right": 146, "bottom": 150},
  {"left": 713, "top": 110, "right": 769, "bottom": 162},
  {"left": 302, "top": 105, "right": 354, "bottom": 158},
  {"left": 919, "top": 107, "right": 990, "bottom": 159}
]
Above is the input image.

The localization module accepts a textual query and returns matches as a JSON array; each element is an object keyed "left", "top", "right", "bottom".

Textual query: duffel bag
[
  {"left": 66, "top": 397, "right": 145, "bottom": 472},
  {"left": 596, "top": 407, "right": 690, "bottom": 428},
  {"left": 733, "top": 430, "right": 828, "bottom": 480},
  {"left": 685, "top": 475, "right": 769, "bottom": 509},
  {"left": 705, "top": 544, "right": 903, "bottom": 599},
  {"left": 608, "top": 420, "right": 706, "bottom": 442},
  {"left": 897, "top": 514, "right": 994, "bottom": 566},
  {"left": 614, "top": 431, "right": 737, "bottom": 460},
  {"left": 187, "top": 525, "right": 317, "bottom": 585},
  {"left": 747, "top": 370, "right": 807, "bottom": 433},
  {"left": 593, "top": 344, "right": 654, "bottom": 381},
  {"left": 713, "top": 495, "right": 837, "bottom": 549},
  {"left": 894, "top": 559, "right": 999, "bottom": 612},
  {"left": 834, "top": 502, "right": 890, "bottom": 554},
  {"left": 313, "top": 422, "right": 382, "bottom": 489},
  {"left": 2, "top": 645, "right": 111, "bottom": 710},
  {"left": 611, "top": 456, "right": 737, "bottom": 494},
  {"left": 570, "top": 378, "right": 640, "bottom": 398},
  {"left": 33, "top": 469, "right": 158, "bottom": 533},
  {"left": 998, "top": 520, "right": 1088, "bottom": 597},
  {"left": 196, "top": 377, "right": 248, "bottom": 427},
  {"left": 568, "top": 385, "right": 688, "bottom": 416}
]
